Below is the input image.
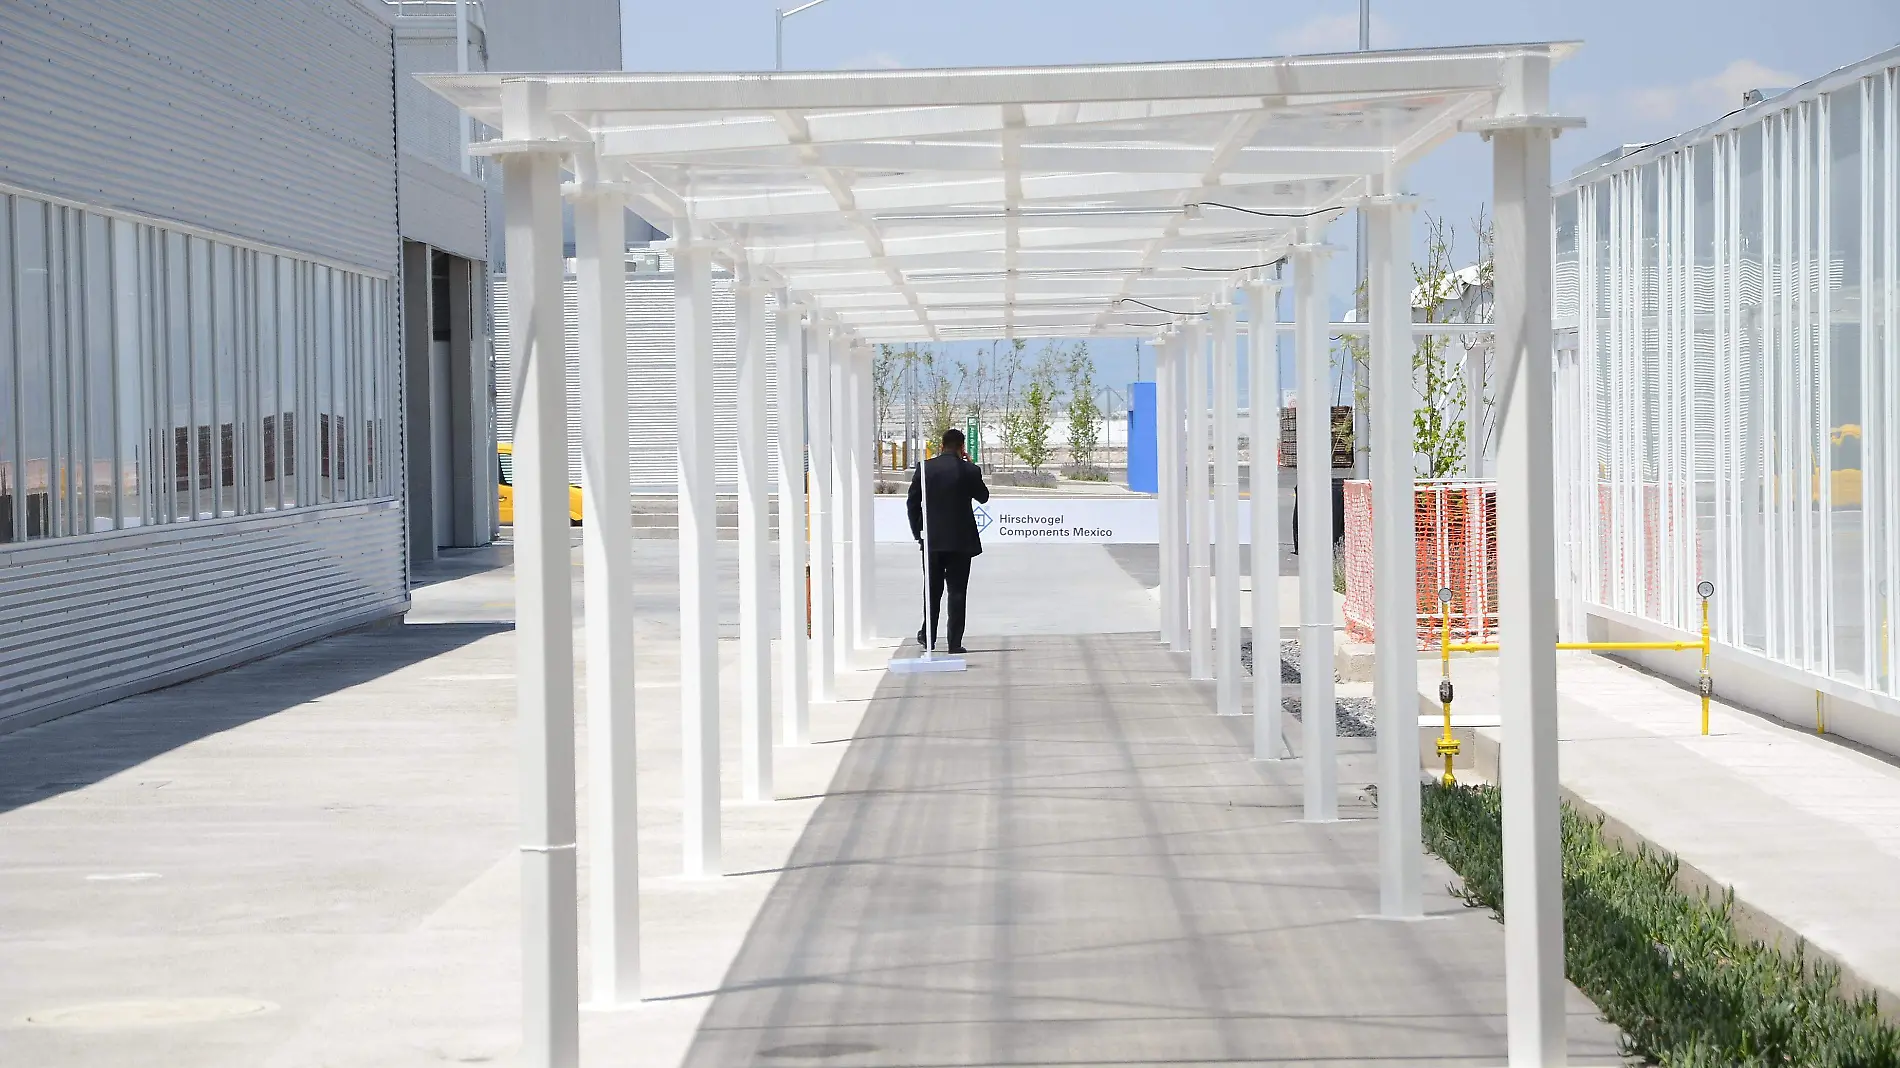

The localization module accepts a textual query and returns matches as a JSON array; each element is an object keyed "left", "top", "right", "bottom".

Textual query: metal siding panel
[
  {"left": 492, "top": 272, "right": 778, "bottom": 494},
  {"left": 0, "top": 503, "right": 407, "bottom": 731},
  {"left": 397, "top": 155, "right": 487, "bottom": 261},
  {"left": 0, "top": 1, "right": 398, "bottom": 273}
]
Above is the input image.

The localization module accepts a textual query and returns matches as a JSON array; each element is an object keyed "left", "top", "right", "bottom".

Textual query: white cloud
[
  {"left": 1625, "top": 58, "right": 1800, "bottom": 127},
  {"left": 1270, "top": 10, "right": 1397, "bottom": 55},
  {"left": 838, "top": 50, "right": 903, "bottom": 70}
]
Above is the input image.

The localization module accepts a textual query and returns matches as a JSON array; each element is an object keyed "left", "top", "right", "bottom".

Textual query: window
[{"left": 0, "top": 188, "right": 394, "bottom": 545}]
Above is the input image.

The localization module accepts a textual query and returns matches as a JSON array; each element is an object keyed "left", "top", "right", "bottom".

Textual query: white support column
[
  {"left": 734, "top": 268, "right": 773, "bottom": 802},
  {"left": 673, "top": 241, "right": 722, "bottom": 878},
  {"left": 1156, "top": 330, "right": 1180, "bottom": 648},
  {"left": 831, "top": 334, "right": 856, "bottom": 671},
  {"left": 1171, "top": 331, "right": 1192, "bottom": 652},
  {"left": 1212, "top": 298, "right": 1242, "bottom": 714},
  {"left": 1293, "top": 239, "right": 1339, "bottom": 821},
  {"left": 1469, "top": 54, "right": 1577, "bottom": 1068},
  {"left": 1464, "top": 341, "right": 1488, "bottom": 477},
  {"left": 1186, "top": 319, "right": 1213, "bottom": 681},
  {"left": 490, "top": 79, "right": 579, "bottom": 1068},
  {"left": 774, "top": 297, "right": 811, "bottom": 745},
  {"left": 570, "top": 170, "right": 640, "bottom": 1006},
  {"left": 1245, "top": 278, "right": 1288, "bottom": 759},
  {"left": 852, "top": 343, "right": 877, "bottom": 652},
  {"left": 1368, "top": 192, "right": 1423, "bottom": 918},
  {"left": 807, "top": 322, "right": 838, "bottom": 701}
]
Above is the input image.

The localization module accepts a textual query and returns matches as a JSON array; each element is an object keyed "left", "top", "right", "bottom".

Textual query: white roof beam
[
  {"left": 426, "top": 46, "right": 1574, "bottom": 114},
  {"left": 772, "top": 108, "right": 941, "bottom": 340}
]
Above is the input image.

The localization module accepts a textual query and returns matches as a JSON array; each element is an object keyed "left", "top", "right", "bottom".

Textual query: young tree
[
  {"left": 923, "top": 353, "right": 959, "bottom": 449},
  {"left": 1004, "top": 379, "right": 1056, "bottom": 473},
  {"left": 1334, "top": 209, "right": 1476, "bottom": 478},
  {"left": 1065, "top": 347, "right": 1103, "bottom": 477},
  {"left": 873, "top": 344, "right": 902, "bottom": 446},
  {"left": 1002, "top": 342, "right": 1070, "bottom": 474},
  {"left": 1412, "top": 211, "right": 1470, "bottom": 479}
]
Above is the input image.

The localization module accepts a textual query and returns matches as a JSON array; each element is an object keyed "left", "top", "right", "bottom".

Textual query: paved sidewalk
[
  {"left": 0, "top": 540, "right": 884, "bottom": 1067},
  {"left": 683, "top": 632, "right": 1622, "bottom": 1067},
  {"left": 1424, "top": 652, "right": 1900, "bottom": 1018},
  {"left": 0, "top": 538, "right": 1625, "bottom": 1066}
]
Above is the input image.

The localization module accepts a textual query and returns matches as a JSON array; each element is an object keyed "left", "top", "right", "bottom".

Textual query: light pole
[
  {"left": 776, "top": 0, "right": 835, "bottom": 71},
  {"left": 1351, "top": 0, "right": 1372, "bottom": 478}
]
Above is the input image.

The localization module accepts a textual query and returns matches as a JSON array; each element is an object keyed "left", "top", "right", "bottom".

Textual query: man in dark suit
[{"left": 907, "top": 427, "right": 990, "bottom": 654}]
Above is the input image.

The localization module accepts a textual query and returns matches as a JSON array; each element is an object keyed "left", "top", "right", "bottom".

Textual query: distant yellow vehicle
[
  {"left": 497, "top": 442, "right": 583, "bottom": 526},
  {"left": 1819, "top": 424, "right": 1862, "bottom": 507}
]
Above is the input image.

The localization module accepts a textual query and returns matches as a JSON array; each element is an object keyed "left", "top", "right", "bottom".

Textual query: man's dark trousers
[{"left": 924, "top": 550, "right": 974, "bottom": 649}]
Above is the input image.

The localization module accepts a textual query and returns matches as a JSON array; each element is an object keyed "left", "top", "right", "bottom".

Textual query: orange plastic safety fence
[{"left": 1341, "top": 480, "right": 1499, "bottom": 649}]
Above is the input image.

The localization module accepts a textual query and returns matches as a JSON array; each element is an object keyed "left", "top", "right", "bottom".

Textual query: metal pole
[
  {"left": 1369, "top": 190, "right": 1423, "bottom": 918},
  {"left": 831, "top": 336, "right": 855, "bottom": 671},
  {"left": 1294, "top": 238, "right": 1339, "bottom": 821},
  {"left": 1170, "top": 330, "right": 1192, "bottom": 650},
  {"left": 455, "top": 0, "right": 471, "bottom": 174},
  {"left": 1157, "top": 331, "right": 1180, "bottom": 648},
  {"left": 1246, "top": 279, "right": 1287, "bottom": 758},
  {"left": 1352, "top": 0, "right": 1373, "bottom": 481},
  {"left": 735, "top": 270, "right": 773, "bottom": 801},
  {"left": 775, "top": 298, "right": 811, "bottom": 745},
  {"left": 855, "top": 346, "right": 877, "bottom": 650},
  {"left": 674, "top": 242, "right": 722, "bottom": 878},
  {"left": 775, "top": 9, "right": 783, "bottom": 71},
  {"left": 808, "top": 323, "right": 837, "bottom": 700},
  {"left": 1489, "top": 54, "right": 1568, "bottom": 1067},
  {"left": 571, "top": 174, "right": 641, "bottom": 1006},
  {"left": 494, "top": 79, "right": 579, "bottom": 1068},
  {"left": 1186, "top": 320, "right": 1213, "bottom": 680},
  {"left": 1213, "top": 298, "right": 1242, "bottom": 714}
]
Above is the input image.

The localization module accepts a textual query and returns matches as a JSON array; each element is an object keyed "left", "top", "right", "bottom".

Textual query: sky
[{"left": 619, "top": 0, "right": 1900, "bottom": 398}]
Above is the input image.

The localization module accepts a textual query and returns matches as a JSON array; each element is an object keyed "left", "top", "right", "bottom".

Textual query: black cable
[
  {"left": 1195, "top": 202, "right": 1344, "bottom": 220},
  {"left": 1118, "top": 297, "right": 1206, "bottom": 317},
  {"left": 1180, "top": 258, "right": 1286, "bottom": 274}
]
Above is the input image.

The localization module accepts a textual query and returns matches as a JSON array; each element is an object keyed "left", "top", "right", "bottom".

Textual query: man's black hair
[{"left": 941, "top": 427, "right": 965, "bottom": 450}]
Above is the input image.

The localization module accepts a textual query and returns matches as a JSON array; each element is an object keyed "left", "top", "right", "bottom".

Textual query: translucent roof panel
[{"left": 426, "top": 43, "right": 1576, "bottom": 342}]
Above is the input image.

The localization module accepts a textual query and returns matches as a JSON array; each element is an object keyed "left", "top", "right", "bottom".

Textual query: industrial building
[
  {"left": 0, "top": 0, "right": 618, "bottom": 733},
  {"left": 1554, "top": 45, "right": 1900, "bottom": 755}
]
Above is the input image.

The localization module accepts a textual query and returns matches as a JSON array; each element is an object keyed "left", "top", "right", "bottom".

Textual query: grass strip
[{"left": 1421, "top": 781, "right": 1900, "bottom": 1067}]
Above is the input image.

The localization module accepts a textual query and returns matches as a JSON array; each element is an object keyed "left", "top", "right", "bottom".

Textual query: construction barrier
[{"left": 1341, "top": 479, "right": 1498, "bottom": 648}]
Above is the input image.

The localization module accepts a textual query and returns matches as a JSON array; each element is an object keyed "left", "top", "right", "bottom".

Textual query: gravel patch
[{"left": 1240, "top": 637, "right": 1376, "bottom": 737}]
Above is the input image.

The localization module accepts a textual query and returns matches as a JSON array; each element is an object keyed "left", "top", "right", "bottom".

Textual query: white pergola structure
[{"left": 430, "top": 43, "right": 1578, "bottom": 1068}]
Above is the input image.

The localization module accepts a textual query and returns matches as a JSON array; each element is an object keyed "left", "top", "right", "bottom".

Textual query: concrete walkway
[
  {"left": 0, "top": 539, "right": 1625, "bottom": 1065},
  {"left": 683, "top": 631, "right": 1621, "bottom": 1067},
  {"left": 1424, "top": 652, "right": 1900, "bottom": 1019}
]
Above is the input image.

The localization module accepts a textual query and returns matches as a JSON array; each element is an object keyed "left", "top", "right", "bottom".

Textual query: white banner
[{"left": 872, "top": 496, "right": 1258, "bottom": 544}]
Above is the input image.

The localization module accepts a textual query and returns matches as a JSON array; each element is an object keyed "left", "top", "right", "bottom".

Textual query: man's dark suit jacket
[{"left": 906, "top": 453, "right": 991, "bottom": 556}]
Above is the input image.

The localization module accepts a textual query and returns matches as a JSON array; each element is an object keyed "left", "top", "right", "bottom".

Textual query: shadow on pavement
[
  {"left": 0, "top": 621, "right": 507, "bottom": 816},
  {"left": 411, "top": 544, "right": 514, "bottom": 590}
]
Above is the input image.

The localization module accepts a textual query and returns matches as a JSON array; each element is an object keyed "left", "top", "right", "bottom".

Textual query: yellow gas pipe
[
  {"left": 1435, "top": 588, "right": 1459, "bottom": 785},
  {"left": 1439, "top": 583, "right": 1717, "bottom": 739}
]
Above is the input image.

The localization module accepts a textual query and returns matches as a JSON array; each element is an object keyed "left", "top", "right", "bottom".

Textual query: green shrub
[{"left": 1421, "top": 782, "right": 1900, "bottom": 1068}]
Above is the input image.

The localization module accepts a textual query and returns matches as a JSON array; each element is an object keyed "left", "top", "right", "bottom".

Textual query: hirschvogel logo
[{"left": 974, "top": 504, "right": 993, "bottom": 533}]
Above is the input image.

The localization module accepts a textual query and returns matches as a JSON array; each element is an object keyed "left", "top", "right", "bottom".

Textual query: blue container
[{"left": 1126, "top": 381, "right": 1157, "bottom": 493}]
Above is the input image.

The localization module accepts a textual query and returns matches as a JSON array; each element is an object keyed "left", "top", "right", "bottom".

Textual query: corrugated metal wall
[
  {"left": 493, "top": 272, "right": 782, "bottom": 492},
  {"left": 0, "top": 0, "right": 399, "bottom": 273},
  {"left": 0, "top": 3, "right": 410, "bottom": 735},
  {"left": 0, "top": 502, "right": 407, "bottom": 734}
]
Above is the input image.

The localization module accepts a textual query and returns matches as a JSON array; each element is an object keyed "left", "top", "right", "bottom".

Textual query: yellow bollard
[
  {"left": 1697, "top": 581, "right": 1713, "bottom": 736},
  {"left": 1435, "top": 588, "right": 1459, "bottom": 785}
]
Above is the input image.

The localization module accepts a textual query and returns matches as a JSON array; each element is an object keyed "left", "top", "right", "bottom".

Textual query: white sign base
[{"left": 888, "top": 654, "right": 968, "bottom": 673}]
